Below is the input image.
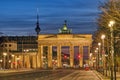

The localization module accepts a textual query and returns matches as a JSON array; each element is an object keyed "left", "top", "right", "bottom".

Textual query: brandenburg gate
[
  {"left": 37, "top": 21, "right": 92, "bottom": 68},
  {"left": 8, "top": 21, "right": 92, "bottom": 69}
]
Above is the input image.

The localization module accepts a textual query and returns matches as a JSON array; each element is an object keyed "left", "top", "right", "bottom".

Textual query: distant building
[
  {"left": 1, "top": 41, "right": 17, "bottom": 52},
  {"left": 0, "top": 36, "right": 37, "bottom": 53}
]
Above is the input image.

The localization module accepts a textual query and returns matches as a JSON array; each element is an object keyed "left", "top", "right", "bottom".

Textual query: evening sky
[{"left": 0, "top": 0, "right": 105, "bottom": 36}]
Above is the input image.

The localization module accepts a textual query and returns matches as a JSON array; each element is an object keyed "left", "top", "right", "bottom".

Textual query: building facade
[
  {"left": 37, "top": 21, "right": 92, "bottom": 68},
  {"left": 37, "top": 34, "right": 92, "bottom": 68},
  {"left": 0, "top": 21, "right": 92, "bottom": 69},
  {"left": 0, "top": 36, "right": 38, "bottom": 69}
]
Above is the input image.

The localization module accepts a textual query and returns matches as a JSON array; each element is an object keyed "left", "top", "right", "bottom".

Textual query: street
[{"left": 0, "top": 69, "right": 101, "bottom": 80}]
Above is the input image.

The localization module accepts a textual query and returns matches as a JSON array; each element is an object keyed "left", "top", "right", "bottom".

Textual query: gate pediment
[{"left": 38, "top": 34, "right": 92, "bottom": 46}]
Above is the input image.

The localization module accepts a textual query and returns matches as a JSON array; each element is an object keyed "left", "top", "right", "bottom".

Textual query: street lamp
[
  {"left": 101, "top": 35, "right": 105, "bottom": 55},
  {"left": 105, "top": 54, "right": 108, "bottom": 76},
  {"left": 101, "top": 35, "right": 105, "bottom": 51},
  {"left": 8, "top": 60, "right": 11, "bottom": 68},
  {"left": 98, "top": 43, "right": 101, "bottom": 68},
  {"left": 3, "top": 53, "right": 7, "bottom": 69},
  {"left": 95, "top": 48, "right": 98, "bottom": 69},
  {"left": 11, "top": 54, "right": 14, "bottom": 57},
  {"left": 108, "top": 20, "right": 115, "bottom": 80},
  {"left": 101, "top": 34, "right": 105, "bottom": 75}
]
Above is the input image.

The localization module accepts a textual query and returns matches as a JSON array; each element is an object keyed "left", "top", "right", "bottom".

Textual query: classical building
[
  {"left": 0, "top": 36, "right": 37, "bottom": 69},
  {"left": 0, "top": 19, "right": 92, "bottom": 69},
  {"left": 37, "top": 21, "right": 92, "bottom": 68},
  {"left": 0, "top": 36, "right": 37, "bottom": 52}
]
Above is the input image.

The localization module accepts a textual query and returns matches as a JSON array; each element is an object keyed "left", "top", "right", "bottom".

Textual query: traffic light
[
  {"left": 64, "top": 55, "right": 67, "bottom": 59},
  {"left": 77, "top": 54, "right": 81, "bottom": 59}
]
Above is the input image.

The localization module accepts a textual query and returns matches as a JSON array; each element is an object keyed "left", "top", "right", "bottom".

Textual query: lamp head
[
  {"left": 98, "top": 42, "right": 101, "bottom": 46},
  {"left": 101, "top": 34, "right": 105, "bottom": 39},
  {"left": 3, "top": 53, "right": 7, "bottom": 56},
  {"left": 12, "top": 55, "right": 14, "bottom": 57},
  {"left": 96, "top": 48, "right": 98, "bottom": 50},
  {"left": 108, "top": 20, "right": 115, "bottom": 27}
]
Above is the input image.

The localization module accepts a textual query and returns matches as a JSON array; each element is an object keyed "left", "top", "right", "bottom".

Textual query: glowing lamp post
[
  {"left": 101, "top": 34, "right": 105, "bottom": 74},
  {"left": 98, "top": 43, "right": 101, "bottom": 68},
  {"left": 101, "top": 35, "right": 105, "bottom": 50},
  {"left": 95, "top": 48, "right": 98, "bottom": 69},
  {"left": 108, "top": 20, "right": 115, "bottom": 80},
  {"left": 101, "top": 35, "right": 105, "bottom": 55}
]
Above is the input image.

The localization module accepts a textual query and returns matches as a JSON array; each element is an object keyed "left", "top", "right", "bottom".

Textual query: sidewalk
[{"left": 94, "top": 70, "right": 120, "bottom": 80}]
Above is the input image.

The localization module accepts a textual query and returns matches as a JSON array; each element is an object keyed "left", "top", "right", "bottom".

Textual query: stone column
[
  {"left": 70, "top": 45, "right": 74, "bottom": 67},
  {"left": 48, "top": 45, "right": 52, "bottom": 68},
  {"left": 79, "top": 45, "right": 83, "bottom": 67},
  {"left": 37, "top": 45, "right": 43, "bottom": 68},
  {"left": 88, "top": 45, "right": 90, "bottom": 59},
  {"left": 88, "top": 45, "right": 91, "bottom": 66},
  {"left": 26, "top": 55, "right": 30, "bottom": 68},
  {"left": 40, "top": 45, "right": 43, "bottom": 68},
  {"left": 57, "top": 45, "right": 62, "bottom": 68},
  {"left": 35, "top": 53, "right": 37, "bottom": 68},
  {"left": 32, "top": 55, "right": 37, "bottom": 68},
  {"left": 19, "top": 55, "right": 23, "bottom": 68},
  {"left": 16, "top": 56, "right": 21, "bottom": 69},
  {"left": 23, "top": 55, "right": 26, "bottom": 68},
  {"left": 22, "top": 54, "right": 25, "bottom": 68},
  {"left": 24, "top": 54, "right": 27, "bottom": 68},
  {"left": 37, "top": 47, "right": 40, "bottom": 68}
]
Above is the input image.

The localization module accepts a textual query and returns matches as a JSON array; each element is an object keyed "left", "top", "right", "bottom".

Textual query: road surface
[{"left": 0, "top": 69, "right": 101, "bottom": 80}]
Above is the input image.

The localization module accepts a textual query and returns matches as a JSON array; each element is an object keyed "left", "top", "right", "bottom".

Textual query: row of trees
[{"left": 92, "top": 0, "right": 120, "bottom": 72}]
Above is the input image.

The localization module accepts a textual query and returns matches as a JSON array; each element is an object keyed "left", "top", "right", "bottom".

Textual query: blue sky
[{"left": 0, "top": 0, "right": 105, "bottom": 36}]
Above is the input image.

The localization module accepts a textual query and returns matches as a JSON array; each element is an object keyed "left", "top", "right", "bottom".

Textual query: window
[
  {"left": 9, "top": 44, "right": 11, "bottom": 47},
  {"left": 5, "top": 44, "right": 7, "bottom": 47},
  {"left": 9, "top": 49, "right": 11, "bottom": 52}
]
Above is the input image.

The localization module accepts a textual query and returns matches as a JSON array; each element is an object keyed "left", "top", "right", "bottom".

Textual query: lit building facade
[
  {"left": 37, "top": 21, "right": 92, "bottom": 68},
  {"left": 0, "top": 20, "right": 92, "bottom": 69},
  {"left": 0, "top": 36, "right": 38, "bottom": 69}
]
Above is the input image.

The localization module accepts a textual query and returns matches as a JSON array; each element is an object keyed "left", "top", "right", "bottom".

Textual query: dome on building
[{"left": 59, "top": 20, "right": 72, "bottom": 34}]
